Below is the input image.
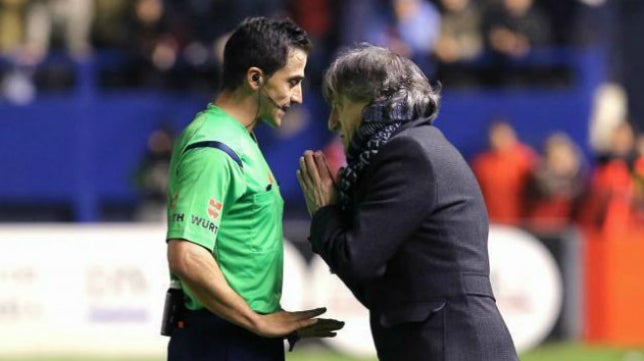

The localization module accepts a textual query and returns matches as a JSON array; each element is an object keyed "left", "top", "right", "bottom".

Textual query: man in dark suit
[{"left": 297, "top": 44, "right": 519, "bottom": 361}]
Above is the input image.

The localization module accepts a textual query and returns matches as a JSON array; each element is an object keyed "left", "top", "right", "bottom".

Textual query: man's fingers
[
  {"left": 296, "top": 170, "right": 307, "bottom": 190},
  {"left": 292, "top": 307, "right": 327, "bottom": 319},
  {"left": 314, "top": 151, "right": 333, "bottom": 181},
  {"left": 299, "top": 156, "right": 310, "bottom": 184},
  {"left": 299, "top": 154, "right": 317, "bottom": 190},
  {"left": 303, "top": 151, "right": 322, "bottom": 184},
  {"left": 293, "top": 316, "right": 344, "bottom": 338},
  {"left": 298, "top": 317, "right": 318, "bottom": 329},
  {"left": 298, "top": 318, "right": 344, "bottom": 333},
  {"left": 313, "top": 318, "right": 345, "bottom": 330}
]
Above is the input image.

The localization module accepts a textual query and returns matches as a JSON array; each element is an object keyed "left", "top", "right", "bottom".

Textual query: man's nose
[{"left": 291, "top": 85, "right": 303, "bottom": 104}]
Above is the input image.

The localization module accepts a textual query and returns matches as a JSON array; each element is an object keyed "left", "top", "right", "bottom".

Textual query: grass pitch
[{"left": 2, "top": 343, "right": 644, "bottom": 361}]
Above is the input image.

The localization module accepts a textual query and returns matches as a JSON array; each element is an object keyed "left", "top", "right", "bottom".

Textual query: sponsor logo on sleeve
[
  {"left": 170, "top": 213, "right": 184, "bottom": 222},
  {"left": 190, "top": 215, "right": 218, "bottom": 234},
  {"left": 207, "top": 199, "right": 223, "bottom": 219}
]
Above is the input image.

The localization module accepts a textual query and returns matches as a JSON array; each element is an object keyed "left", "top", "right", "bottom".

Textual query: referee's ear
[{"left": 247, "top": 67, "right": 264, "bottom": 91}]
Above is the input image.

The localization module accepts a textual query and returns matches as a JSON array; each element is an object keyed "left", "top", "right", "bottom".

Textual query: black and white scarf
[{"left": 337, "top": 100, "right": 415, "bottom": 212}]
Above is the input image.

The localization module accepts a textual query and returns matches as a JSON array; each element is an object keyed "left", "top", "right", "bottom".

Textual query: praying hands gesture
[{"left": 297, "top": 150, "right": 338, "bottom": 217}]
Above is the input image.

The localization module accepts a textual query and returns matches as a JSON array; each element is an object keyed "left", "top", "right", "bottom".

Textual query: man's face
[
  {"left": 258, "top": 48, "right": 307, "bottom": 128},
  {"left": 489, "top": 122, "right": 517, "bottom": 152},
  {"left": 328, "top": 95, "right": 368, "bottom": 152}
]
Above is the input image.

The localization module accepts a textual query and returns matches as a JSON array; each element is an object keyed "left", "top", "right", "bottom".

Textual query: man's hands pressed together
[{"left": 297, "top": 150, "right": 338, "bottom": 216}]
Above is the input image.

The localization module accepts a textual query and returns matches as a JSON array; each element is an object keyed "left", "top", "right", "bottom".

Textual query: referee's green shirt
[{"left": 166, "top": 104, "right": 284, "bottom": 313}]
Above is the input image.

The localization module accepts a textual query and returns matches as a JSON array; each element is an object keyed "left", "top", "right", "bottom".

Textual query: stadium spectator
[
  {"left": 163, "top": 0, "right": 286, "bottom": 92},
  {"left": 390, "top": 0, "right": 441, "bottom": 73},
  {"left": 132, "top": 124, "right": 175, "bottom": 222},
  {"left": 0, "top": 0, "right": 27, "bottom": 55},
  {"left": 91, "top": 0, "right": 130, "bottom": 49},
  {"left": 580, "top": 121, "right": 644, "bottom": 235},
  {"left": 0, "top": 1, "right": 35, "bottom": 103},
  {"left": 24, "top": 0, "right": 94, "bottom": 61},
  {"left": 337, "top": 0, "right": 440, "bottom": 74},
  {"left": 523, "top": 132, "right": 588, "bottom": 232},
  {"left": 164, "top": 17, "right": 342, "bottom": 361},
  {"left": 298, "top": 44, "right": 519, "bottom": 361},
  {"left": 481, "top": 0, "right": 552, "bottom": 85},
  {"left": 433, "top": 0, "right": 484, "bottom": 86},
  {"left": 286, "top": 0, "right": 340, "bottom": 89},
  {"left": 471, "top": 119, "right": 537, "bottom": 225},
  {"left": 125, "top": 0, "right": 175, "bottom": 88},
  {"left": 482, "top": 0, "right": 551, "bottom": 58}
]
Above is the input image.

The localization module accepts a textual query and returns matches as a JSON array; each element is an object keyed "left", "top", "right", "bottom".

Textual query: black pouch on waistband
[{"left": 160, "top": 283, "right": 186, "bottom": 337}]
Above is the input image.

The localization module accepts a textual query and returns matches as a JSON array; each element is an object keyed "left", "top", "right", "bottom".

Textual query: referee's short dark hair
[{"left": 221, "top": 17, "right": 312, "bottom": 91}]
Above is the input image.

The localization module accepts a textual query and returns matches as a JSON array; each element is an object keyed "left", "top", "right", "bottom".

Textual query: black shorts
[{"left": 168, "top": 309, "right": 284, "bottom": 361}]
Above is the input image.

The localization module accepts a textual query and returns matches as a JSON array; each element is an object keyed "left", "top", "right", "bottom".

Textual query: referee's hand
[
  {"left": 254, "top": 307, "right": 343, "bottom": 338},
  {"left": 296, "top": 318, "right": 345, "bottom": 338}
]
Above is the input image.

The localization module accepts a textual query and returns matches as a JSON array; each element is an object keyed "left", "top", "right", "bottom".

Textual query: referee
[{"left": 165, "top": 17, "right": 343, "bottom": 361}]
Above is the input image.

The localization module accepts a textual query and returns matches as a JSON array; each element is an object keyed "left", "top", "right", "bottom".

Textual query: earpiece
[{"left": 252, "top": 74, "right": 260, "bottom": 85}]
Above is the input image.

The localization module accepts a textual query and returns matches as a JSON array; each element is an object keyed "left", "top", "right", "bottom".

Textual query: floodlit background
[{"left": 1, "top": 0, "right": 644, "bottom": 360}]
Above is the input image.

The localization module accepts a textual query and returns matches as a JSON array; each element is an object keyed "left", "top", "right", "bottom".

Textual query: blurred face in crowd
[
  {"left": 441, "top": 0, "right": 469, "bottom": 13},
  {"left": 610, "top": 122, "right": 635, "bottom": 157},
  {"left": 257, "top": 47, "right": 307, "bottom": 128},
  {"left": 544, "top": 135, "right": 580, "bottom": 178},
  {"left": 328, "top": 95, "right": 368, "bottom": 151},
  {"left": 503, "top": 0, "right": 533, "bottom": 15},
  {"left": 489, "top": 122, "right": 518, "bottom": 152},
  {"left": 394, "top": 0, "right": 422, "bottom": 18},
  {"left": 136, "top": 0, "right": 163, "bottom": 25}
]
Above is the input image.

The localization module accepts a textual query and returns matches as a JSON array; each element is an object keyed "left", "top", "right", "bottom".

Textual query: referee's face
[{"left": 258, "top": 47, "right": 307, "bottom": 128}]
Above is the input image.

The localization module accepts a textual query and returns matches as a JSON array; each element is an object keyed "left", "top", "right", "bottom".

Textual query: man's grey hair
[{"left": 323, "top": 43, "right": 440, "bottom": 121}]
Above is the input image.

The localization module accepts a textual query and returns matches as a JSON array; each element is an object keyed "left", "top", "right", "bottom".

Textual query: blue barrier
[{"left": 0, "top": 48, "right": 606, "bottom": 221}]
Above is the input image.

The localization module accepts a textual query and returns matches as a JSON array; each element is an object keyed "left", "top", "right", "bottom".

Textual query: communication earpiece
[{"left": 252, "top": 71, "right": 284, "bottom": 111}]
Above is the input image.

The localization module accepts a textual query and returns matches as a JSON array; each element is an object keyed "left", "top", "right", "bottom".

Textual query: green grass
[
  {"left": 286, "top": 343, "right": 644, "bottom": 361},
  {"left": 520, "top": 343, "right": 644, "bottom": 361},
  {"left": 3, "top": 343, "right": 644, "bottom": 361}
]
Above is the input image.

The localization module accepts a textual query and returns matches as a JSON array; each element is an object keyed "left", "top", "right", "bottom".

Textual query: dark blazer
[{"left": 310, "top": 120, "right": 519, "bottom": 361}]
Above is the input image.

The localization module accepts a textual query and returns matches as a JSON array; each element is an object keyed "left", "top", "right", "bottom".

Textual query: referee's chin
[{"left": 260, "top": 112, "right": 283, "bottom": 129}]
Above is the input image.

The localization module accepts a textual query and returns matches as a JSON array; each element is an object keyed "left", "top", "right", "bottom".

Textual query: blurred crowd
[
  {"left": 471, "top": 119, "right": 644, "bottom": 236},
  {"left": 317, "top": 110, "right": 644, "bottom": 235},
  {"left": 0, "top": 0, "right": 609, "bottom": 95},
  {"left": 4, "top": 0, "right": 644, "bottom": 233}
]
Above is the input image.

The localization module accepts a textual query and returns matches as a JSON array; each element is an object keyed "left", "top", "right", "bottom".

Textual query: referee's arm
[{"left": 167, "top": 239, "right": 322, "bottom": 338}]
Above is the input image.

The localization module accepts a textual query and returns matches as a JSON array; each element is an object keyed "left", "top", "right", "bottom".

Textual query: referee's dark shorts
[{"left": 168, "top": 309, "right": 284, "bottom": 361}]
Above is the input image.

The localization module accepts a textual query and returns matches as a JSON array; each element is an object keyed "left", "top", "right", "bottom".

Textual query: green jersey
[{"left": 166, "top": 104, "right": 284, "bottom": 313}]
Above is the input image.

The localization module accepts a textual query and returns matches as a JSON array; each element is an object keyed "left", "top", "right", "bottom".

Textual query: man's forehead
[
  {"left": 285, "top": 48, "right": 307, "bottom": 70},
  {"left": 268, "top": 48, "right": 307, "bottom": 80},
  {"left": 288, "top": 47, "right": 307, "bottom": 60}
]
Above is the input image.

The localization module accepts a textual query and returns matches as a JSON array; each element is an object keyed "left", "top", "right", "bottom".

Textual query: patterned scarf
[{"left": 337, "top": 100, "right": 415, "bottom": 212}]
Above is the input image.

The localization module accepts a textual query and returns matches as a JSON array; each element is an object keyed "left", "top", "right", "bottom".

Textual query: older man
[{"left": 298, "top": 44, "right": 518, "bottom": 361}]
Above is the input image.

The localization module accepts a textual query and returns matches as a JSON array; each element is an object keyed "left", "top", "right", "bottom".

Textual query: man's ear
[{"left": 247, "top": 67, "right": 263, "bottom": 90}]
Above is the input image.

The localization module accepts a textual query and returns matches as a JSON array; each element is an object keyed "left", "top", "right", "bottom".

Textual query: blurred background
[{"left": 1, "top": 0, "right": 644, "bottom": 360}]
